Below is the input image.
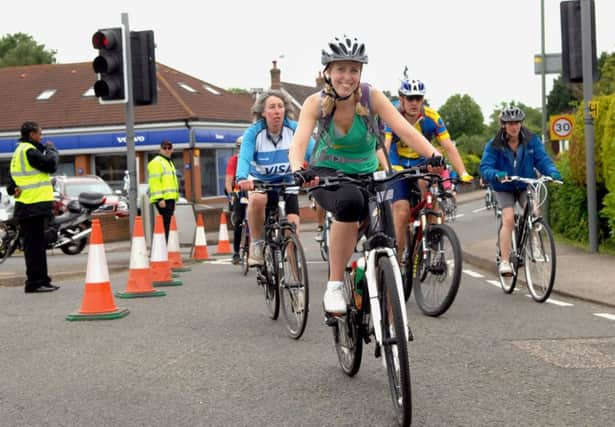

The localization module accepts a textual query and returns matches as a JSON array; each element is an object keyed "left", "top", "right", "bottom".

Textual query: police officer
[
  {"left": 148, "top": 140, "right": 179, "bottom": 241},
  {"left": 9, "top": 121, "right": 59, "bottom": 293}
]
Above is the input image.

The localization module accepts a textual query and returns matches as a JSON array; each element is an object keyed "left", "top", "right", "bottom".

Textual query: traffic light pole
[
  {"left": 122, "top": 12, "right": 138, "bottom": 235},
  {"left": 580, "top": 0, "right": 598, "bottom": 252}
]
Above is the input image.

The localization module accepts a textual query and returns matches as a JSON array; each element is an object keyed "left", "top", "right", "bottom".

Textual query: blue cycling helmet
[{"left": 398, "top": 79, "right": 426, "bottom": 97}]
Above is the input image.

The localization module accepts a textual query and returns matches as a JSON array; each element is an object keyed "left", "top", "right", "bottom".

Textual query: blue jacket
[
  {"left": 236, "top": 118, "right": 314, "bottom": 183},
  {"left": 480, "top": 128, "right": 559, "bottom": 192}
]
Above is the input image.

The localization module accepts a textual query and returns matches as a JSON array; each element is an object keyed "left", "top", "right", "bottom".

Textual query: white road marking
[
  {"left": 486, "top": 280, "right": 501, "bottom": 288},
  {"left": 472, "top": 207, "right": 488, "bottom": 213},
  {"left": 463, "top": 269, "right": 484, "bottom": 278},
  {"left": 594, "top": 313, "right": 615, "bottom": 321},
  {"left": 524, "top": 295, "right": 573, "bottom": 306}
]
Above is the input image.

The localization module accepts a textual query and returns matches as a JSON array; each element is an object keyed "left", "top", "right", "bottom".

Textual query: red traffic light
[{"left": 92, "top": 30, "right": 119, "bottom": 50}]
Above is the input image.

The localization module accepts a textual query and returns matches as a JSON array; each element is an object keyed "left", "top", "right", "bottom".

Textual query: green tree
[
  {"left": 0, "top": 33, "right": 56, "bottom": 67},
  {"left": 546, "top": 77, "right": 580, "bottom": 116},
  {"left": 594, "top": 52, "right": 615, "bottom": 96},
  {"left": 226, "top": 87, "right": 249, "bottom": 94},
  {"left": 437, "top": 94, "right": 485, "bottom": 139}
]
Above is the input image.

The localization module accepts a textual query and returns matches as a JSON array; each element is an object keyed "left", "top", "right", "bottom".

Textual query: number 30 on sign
[{"left": 549, "top": 115, "right": 574, "bottom": 141}]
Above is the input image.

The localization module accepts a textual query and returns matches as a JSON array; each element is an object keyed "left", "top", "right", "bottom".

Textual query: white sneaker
[
  {"left": 323, "top": 281, "right": 346, "bottom": 314},
  {"left": 248, "top": 241, "right": 264, "bottom": 266},
  {"left": 499, "top": 260, "right": 513, "bottom": 277}
]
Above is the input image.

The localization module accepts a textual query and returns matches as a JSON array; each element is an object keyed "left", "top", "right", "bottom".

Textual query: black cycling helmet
[
  {"left": 321, "top": 35, "right": 368, "bottom": 67},
  {"left": 500, "top": 106, "right": 526, "bottom": 123},
  {"left": 20, "top": 121, "right": 39, "bottom": 139}
]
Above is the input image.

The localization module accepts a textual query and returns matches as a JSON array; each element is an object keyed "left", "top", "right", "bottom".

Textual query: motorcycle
[{"left": 0, "top": 192, "right": 106, "bottom": 264}]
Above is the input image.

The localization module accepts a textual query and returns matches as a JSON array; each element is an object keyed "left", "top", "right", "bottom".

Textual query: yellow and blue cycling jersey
[{"left": 385, "top": 105, "right": 450, "bottom": 167}]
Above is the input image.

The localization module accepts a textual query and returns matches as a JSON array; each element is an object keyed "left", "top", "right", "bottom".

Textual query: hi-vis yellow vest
[
  {"left": 148, "top": 155, "right": 179, "bottom": 203},
  {"left": 10, "top": 142, "right": 54, "bottom": 204}
]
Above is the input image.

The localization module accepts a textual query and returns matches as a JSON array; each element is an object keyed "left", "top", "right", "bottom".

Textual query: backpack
[{"left": 312, "top": 82, "right": 391, "bottom": 169}]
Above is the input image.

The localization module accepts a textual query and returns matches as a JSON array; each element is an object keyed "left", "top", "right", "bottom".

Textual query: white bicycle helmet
[
  {"left": 398, "top": 78, "right": 426, "bottom": 97},
  {"left": 500, "top": 106, "right": 526, "bottom": 123},
  {"left": 321, "top": 35, "right": 368, "bottom": 66}
]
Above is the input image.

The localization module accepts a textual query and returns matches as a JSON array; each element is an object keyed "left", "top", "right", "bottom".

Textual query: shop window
[
  {"left": 95, "top": 154, "right": 127, "bottom": 191},
  {"left": 56, "top": 157, "right": 75, "bottom": 176}
]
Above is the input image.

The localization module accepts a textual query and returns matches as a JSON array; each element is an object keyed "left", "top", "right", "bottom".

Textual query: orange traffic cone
[
  {"left": 168, "top": 216, "right": 191, "bottom": 272},
  {"left": 66, "top": 219, "right": 129, "bottom": 321},
  {"left": 116, "top": 216, "right": 166, "bottom": 298},
  {"left": 215, "top": 211, "right": 232, "bottom": 255},
  {"left": 151, "top": 215, "right": 183, "bottom": 287},
  {"left": 192, "top": 213, "right": 210, "bottom": 262}
]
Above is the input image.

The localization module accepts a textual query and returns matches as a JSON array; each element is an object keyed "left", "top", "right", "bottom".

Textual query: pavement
[{"left": 2, "top": 190, "right": 614, "bottom": 308}]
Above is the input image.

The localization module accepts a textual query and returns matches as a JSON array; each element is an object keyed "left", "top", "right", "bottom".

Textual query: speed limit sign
[{"left": 549, "top": 115, "right": 574, "bottom": 140}]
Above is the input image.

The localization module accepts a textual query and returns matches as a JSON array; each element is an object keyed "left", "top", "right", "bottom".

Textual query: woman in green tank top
[{"left": 288, "top": 35, "right": 441, "bottom": 315}]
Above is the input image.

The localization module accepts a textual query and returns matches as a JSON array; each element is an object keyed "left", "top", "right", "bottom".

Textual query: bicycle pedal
[
  {"left": 374, "top": 344, "right": 381, "bottom": 359},
  {"left": 407, "top": 326, "right": 414, "bottom": 342},
  {"left": 324, "top": 314, "right": 338, "bottom": 327}
]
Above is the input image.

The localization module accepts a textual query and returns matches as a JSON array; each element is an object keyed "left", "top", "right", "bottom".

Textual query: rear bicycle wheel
[
  {"left": 263, "top": 244, "right": 280, "bottom": 320},
  {"left": 319, "top": 214, "right": 331, "bottom": 262},
  {"left": 413, "top": 224, "right": 462, "bottom": 317},
  {"left": 333, "top": 264, "right": 363, "bottom": 376},
  {"left": 378, "top": 256, "right": 412, "bottom": 427},
  {"left": 240, "top": 222, "right": 250, "bottom": 276},
  {"left": 524, "top": 218, "right": 556, "bottom": 302},
  {"left": 280, "top": 234, "right": 309, "bottom": 339}
]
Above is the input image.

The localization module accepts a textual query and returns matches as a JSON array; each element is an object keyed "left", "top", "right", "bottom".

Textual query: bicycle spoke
[
  {"left": 280, "top": 235, "right": 309, "bottom": 339},
  {"left": 524, "top": 219, "right": 556, "bottom": 302}
]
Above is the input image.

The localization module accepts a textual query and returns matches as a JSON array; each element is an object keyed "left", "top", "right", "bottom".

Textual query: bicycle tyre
[
  {"left": 524, "top": 218, "right": 556, "bottom": 302},
  {"left": 0, "top": 223, "right": 19, "bottom": 264},
  {"left": 400, "top": 227, "right": 415, "bottom": 302},
  {"left": 333, "top": 265, "right": 363, "bottom": 376},
  {"left": 240, "top": 222, "right": 250, "bottom": 276},
  {"left": 263, "top": 244, "right": 280, "bottom": 320},
  {"left": 280, "top": 234, "right": 310, "bottom": 339},
  {"left": 378, "top": 255, "right": 412, "bottom": 427},
  {"left": 413, "top": 224, "right": 462, "bottom": 317},
  {"left": 319, "top": 214, "right": 331, "bottom": 262}
]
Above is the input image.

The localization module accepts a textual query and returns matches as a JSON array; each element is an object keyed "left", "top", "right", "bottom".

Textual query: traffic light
[
  {"left": 560, "top": 0, "right": 598, "bottom": 83},
  {"left": 92, "top": 27, "right": 127, "bottom": 103},
  {"left": 131, "top": 30, "right": 157, "bottom": 106}
]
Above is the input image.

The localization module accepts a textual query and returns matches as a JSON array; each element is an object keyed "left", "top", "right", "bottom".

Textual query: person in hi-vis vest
[
  {"left": 148, "top": 140, "right": 179, "bottom": 241},
  {"left": 9, "top": 121, "right": 59, "bottom": 293}
]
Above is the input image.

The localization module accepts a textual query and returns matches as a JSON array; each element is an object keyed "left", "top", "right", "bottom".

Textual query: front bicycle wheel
[
  {"left": 334, "top": 264, "right": 363, "bottom": 376},
  {"left": 239, "top": 222, "right": 250, "bottom": 276},
  {"left": 378, "top": 256, "right": 412, "bottom": 427},
  {"left": 263, "top": 244, "right": 280, "bottom": 320},
  {"left": 0, "top": 223, "right": 19, "bottom": 264},
  {"left": 414, "top": 224, "right": 462, "bottom": 317},
  {"left": 280, "top": 234, "right": 309, "bottom": 339},
  {"left": 524, "top": 218, "right": 556, "bottom": 302}
]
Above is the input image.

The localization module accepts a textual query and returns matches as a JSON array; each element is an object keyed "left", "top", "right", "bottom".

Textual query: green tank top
[{"left": 312, "top": 114, "right": 379, "bottom": 174}]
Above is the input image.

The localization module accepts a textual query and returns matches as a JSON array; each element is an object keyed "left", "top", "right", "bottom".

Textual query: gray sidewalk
[{"left": 2, "top": 190, "right": 614, "bottom": 308}]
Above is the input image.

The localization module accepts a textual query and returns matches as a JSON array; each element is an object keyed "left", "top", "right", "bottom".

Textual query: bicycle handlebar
[{"left": 501, "top": 175, "right": 563, "bottom": 185}]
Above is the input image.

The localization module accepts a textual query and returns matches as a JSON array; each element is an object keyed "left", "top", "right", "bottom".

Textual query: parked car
[{"left": 52, "top": 175, "right": 129, "bottom": 217}]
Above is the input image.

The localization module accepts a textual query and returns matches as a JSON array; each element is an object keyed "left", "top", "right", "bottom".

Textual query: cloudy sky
[{"left": 3, "top": 0, "right": 614, "bottom": 120}]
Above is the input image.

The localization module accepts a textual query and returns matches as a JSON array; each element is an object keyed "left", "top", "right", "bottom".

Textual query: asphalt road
[{"left": 1, "top": 206, "right": 615, "bottom": 426}]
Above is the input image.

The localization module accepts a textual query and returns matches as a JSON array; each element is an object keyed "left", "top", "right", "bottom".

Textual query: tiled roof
[
  {"left": 280, "top": 81, "right": 320, "bottom": 105},
  {"left": 0, "top": 62, "right": 254, "bottom": 132}
]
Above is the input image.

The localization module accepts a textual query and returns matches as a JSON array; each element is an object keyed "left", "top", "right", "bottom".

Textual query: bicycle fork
[{"left": 364, "top": 248, "right": 411, "bottom": 347}]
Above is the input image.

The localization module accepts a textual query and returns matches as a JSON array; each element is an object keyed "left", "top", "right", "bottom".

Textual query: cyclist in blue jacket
[
  {"left": 480, "top": 106, "right": 561, "bottom": 276},
  {"left": 236, "top": 89, "right": 314, "bottom": 266}
]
